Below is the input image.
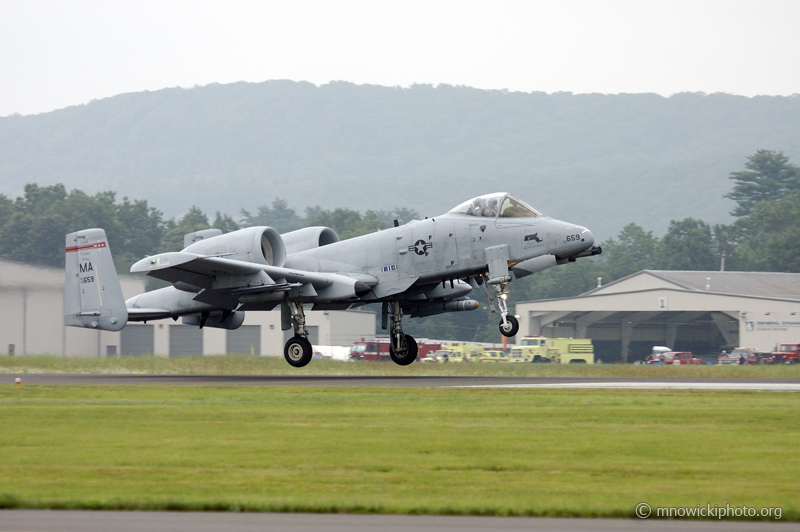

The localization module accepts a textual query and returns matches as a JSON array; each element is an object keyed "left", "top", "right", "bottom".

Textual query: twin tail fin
[{"left": 64, "top": 228, "right": 127, "bottom": 331}]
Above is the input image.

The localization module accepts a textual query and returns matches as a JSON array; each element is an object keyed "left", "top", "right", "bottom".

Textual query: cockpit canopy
[{"left": 448, "top": 193, "right": 545, "bottom": 219}]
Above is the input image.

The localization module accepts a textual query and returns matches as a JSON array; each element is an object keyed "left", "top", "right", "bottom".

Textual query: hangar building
[
  {"left": 0, "top": 259, "right": 375, "bottom": 357},
  {"left": 515, "top": 270, "right": 800, "bottom": 362}
]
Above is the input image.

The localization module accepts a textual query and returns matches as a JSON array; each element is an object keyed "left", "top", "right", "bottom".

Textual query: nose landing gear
[{"left": 481, "top": 276, "right": 520, "bottom": 338}]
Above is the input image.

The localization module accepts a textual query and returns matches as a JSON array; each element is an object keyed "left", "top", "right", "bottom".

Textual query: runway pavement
[
  {"left": 0, "top": 511, "right": 797, "bottom": 532},
  {"left": 2, "top": 373, "right": 800, "bottom": 390}
]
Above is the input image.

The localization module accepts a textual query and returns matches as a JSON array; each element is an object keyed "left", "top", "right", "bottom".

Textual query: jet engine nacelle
[
  {"left": 183, "top": 226, "right": 286, "bottom": 267},
  {"left": 281, "top": 226, "right": 341, "bottom": 255},
  {"left": 182, "top": 311, "right": 245, "bottom": 330}
]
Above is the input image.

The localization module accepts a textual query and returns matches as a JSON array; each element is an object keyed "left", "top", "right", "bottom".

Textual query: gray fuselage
[{"left": 285, "top": 212, "right": 593, "bottom": 300}]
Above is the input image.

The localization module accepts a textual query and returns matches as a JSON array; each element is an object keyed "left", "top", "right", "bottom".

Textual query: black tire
[
  {"left": 499, "top": 315, "right": 519, "bottom": 337},
  {"left": 390, "top": 334, "right": 418, "bottom": 365},
  {"left": 284, "top": 336, "right": 313, "bottom": 368}
]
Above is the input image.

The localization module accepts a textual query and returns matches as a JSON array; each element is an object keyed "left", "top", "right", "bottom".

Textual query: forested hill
[{"left": 1, "top": 81, "right": 799, "bottom": 239}]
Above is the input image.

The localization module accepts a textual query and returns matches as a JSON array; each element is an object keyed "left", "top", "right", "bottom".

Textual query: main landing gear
[
  {"left": 386, "top": 301, "right": 418, "bottom": 365},
  {"left": 283, "top": 301, "right": 313, "bottom": 368},
  {"left": 482, "top": 276, "right": 519, "bottom": 338}
]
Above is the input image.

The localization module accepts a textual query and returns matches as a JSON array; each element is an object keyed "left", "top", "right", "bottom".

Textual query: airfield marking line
[{"left": 452, "top": 382, "right": 800, "bottom": 391}]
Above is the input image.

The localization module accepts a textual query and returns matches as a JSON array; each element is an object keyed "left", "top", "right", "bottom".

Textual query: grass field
[
  {"left": 2, "top": 354, "right": 800, "bottom": 379},
  {"left": 0, "top": 384, "right": 798, "bottom": 520}
]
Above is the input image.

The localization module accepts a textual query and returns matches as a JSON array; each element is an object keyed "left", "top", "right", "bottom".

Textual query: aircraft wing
[{"left": 130, "top": 252, "right": 374, "bottom": 300}]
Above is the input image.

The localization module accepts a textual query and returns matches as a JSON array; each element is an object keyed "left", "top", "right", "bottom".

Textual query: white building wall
[
  {"left": 327, "top": 309, "right": 376, "bottom": 346},
  {"left": 153, "top": 323, "right": 169, "bottom": 356},
  {"left": 203, "top": 327, "right": 226, "bottom": 355},
  {"left": 26, "top": 289, "right": 64, "bottom": 355},
  {"left": 0, "top": 288, "right": 25, "bottom": 355}
]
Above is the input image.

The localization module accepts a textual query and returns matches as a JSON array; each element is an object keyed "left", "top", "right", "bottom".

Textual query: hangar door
[
  {"left": 120, "top": 325, "right": 154, "bottom": 356},
  {"left": 227, "top": 325, "right": 261, "bottom": 355},
  {"left": 283, "top": 326, "right": 319, "bottom": 346},
  {"left": 169, "top": 325, "right": 203, "bottom": 356}
]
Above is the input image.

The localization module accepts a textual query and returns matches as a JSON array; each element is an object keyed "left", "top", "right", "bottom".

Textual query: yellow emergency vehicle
[
  {"left": 479, "top": 349, "right": 509, "bottom": 363},
  {"left": 431, "top": 344, "right": 485, "bottom": 363},
  {"left": 509, "top": 336, "right": 594, "bottom": 364}
]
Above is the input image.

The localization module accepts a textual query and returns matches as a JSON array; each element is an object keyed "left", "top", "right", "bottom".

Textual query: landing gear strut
[
  {"left": 481, "top": 276, "right": 519, "bottom": 338},
  {"left": 283, "top": 301, "right": 313, "bottom": 367},
  {"left": 387, "top": 301, "right": 417, "bottom": 365}
]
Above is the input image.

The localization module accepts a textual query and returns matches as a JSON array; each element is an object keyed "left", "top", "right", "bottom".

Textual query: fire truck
[
  {"left": 349, "top": 338, "right": 442, "bottom": 361},
  {"left": 772, "top": 344, "right": 800, "bottom": 364},
  {"left": 509, "top": 336, "right": 594, "bottom": 364}
]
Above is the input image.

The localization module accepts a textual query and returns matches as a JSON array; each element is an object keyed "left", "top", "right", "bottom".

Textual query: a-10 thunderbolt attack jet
[{"left": 65, "top": 192, "right": 601, "bottom": 367}]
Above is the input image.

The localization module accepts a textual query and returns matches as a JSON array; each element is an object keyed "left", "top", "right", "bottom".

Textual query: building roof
[
  {"left": 645, "top": 271, "right": 800, "bottom": 299},
  {"left": 585, "top": 270, "right": 800, "bottom": 301}
]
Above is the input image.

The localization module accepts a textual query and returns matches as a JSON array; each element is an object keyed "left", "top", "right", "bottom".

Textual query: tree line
[{"left": 0, "top": 186, "right": 417, "bottom": 272}]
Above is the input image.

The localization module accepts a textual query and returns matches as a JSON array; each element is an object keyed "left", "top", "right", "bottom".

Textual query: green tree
[
  {"left": 240, "top": 198, "right": 304, "bottom": 233},
  {"left": 306, "top": 207, "right": 370, "bottom": 239},
  {"left": 112, "top": 197, "right": 165, "bottom": 271},
  {"left": 725, "top": 150, "right": 800, "bottom": 217},
  {"left": 654, "top": 218, "right": 717, "bottom": 270},
  {"left": 159, "top": 206, "right": 210, "bottom": 252},
  {"left": 727, "top": 193, "right": 800, "bottom": 272},
  {"left": 600, "top": 223, "right": 659, "bottom": 280},
  {"left": 389, "top": 208, "right": 419, "bottom": 225},
  {"left": 212, "top": 211, "right": 240, "bottom": 233},
  {"left": 0, "top": 185, "right": 116, "bottom": 268},
  {"left": 0, "top": 184, "right": 163, "bottom": 271}
]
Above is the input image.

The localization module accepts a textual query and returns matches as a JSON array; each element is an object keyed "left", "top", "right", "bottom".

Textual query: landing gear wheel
[
  {"left": 284, "top": 336, "right": 313, "bottom": 368},
  {"left": 499, "top": 315, "right": 519, "bottom": 337},
  {"left": 390, "top": 334, "right": 418, "bottom": 365}
]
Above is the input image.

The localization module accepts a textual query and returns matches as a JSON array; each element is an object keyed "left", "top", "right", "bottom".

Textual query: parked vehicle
[
  {"left": 349, "top": 338, "right": 390, "bottom": 361},
  {"left": 510, "top": 336, "right": 594, "bottom": 364},
  {"left": 645, "top": 346, "right": 672, "bottom": 364},
  {"left": 719, "top": 348, "right": 775, "bottom": 365},
  {"left": 479, "top": 349, "right": 509, "bottom": 363},
  {"left": 655, "top": 351, "right": 702, "bottom": 365},
  {"left": 772, "top": 343, "right": 800, "bottom": 364},
  {"left": 430, "top": 344, "right": 485, "bottom": 363},
  {"left": 350, "top": 338, "right": 441, "bottom": 362}
]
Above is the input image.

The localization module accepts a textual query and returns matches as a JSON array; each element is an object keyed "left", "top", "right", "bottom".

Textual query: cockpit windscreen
[{"left": 449, "top": 193, "right": 544, "bottom": 218}]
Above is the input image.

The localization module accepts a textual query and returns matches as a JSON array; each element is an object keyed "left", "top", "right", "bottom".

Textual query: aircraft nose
[{"left": 580, "top": 227, "right": 594, "bottom": 247}]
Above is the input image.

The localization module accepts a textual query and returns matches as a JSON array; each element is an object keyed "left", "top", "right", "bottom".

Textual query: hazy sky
[{"left": 2, "top": 0, "right": 799, "bottom": 117}]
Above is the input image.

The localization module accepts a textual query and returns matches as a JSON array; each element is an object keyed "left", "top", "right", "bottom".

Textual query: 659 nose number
[{"left": 565, "top": 234, "right": 581, "bottom": 242}]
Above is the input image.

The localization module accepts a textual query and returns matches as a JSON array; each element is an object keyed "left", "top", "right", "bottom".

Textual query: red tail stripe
[{"left": 65, "top": 241, "right": 107, "bottom": 253}]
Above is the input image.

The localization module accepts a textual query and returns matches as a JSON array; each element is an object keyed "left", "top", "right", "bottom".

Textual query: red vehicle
[
  {"left": 772, "top": 344, "right": 800, "bottom": 364},
  {"left": 658, "top": 351, "right": 702, "bottom": 365},
  {"left": 349, "top": 338, "right": 442, "bottom": 362},
  {"left": 719, "top": 348, "right": 775, "bottom": 365},
  {"left": 349, "top": 338, "right": 391, "bottom": 361}
]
